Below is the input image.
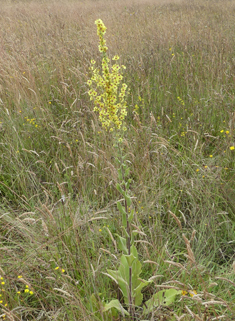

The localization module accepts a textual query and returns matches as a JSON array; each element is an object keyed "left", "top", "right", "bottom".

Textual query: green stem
[{"left": 119, "top": 144, "right": 135, "bottom": 320}]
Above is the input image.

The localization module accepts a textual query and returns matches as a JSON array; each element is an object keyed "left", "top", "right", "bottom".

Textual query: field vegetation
[{"left": 0, "top": 0, "right": 234, "bottom": 319}]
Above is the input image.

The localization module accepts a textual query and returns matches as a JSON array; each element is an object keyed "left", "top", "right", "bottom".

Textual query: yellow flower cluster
[
  {"left": 182, "top": 289, "right": 197, "bottom": 297},
  {"left": 177, "top": 96, "right": 185, "bottom": 106},
  {"left": 24, "top": 116, "right": 39, "bottom": 128},
  {"left": 87, "top": 19, "right": 128, "bottom": 132}
]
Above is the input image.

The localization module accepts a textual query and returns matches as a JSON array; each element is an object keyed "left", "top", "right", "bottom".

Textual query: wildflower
[
  {"left": 29, "top": 291, "right": 34, "bottom": 295},
  {"left": 209, "top": 155, "right": 213, "bottom": 158},
  {"left": 220, "top": 130, "right": 224, "bottom": 133},
  {"left": 17, "top": 291, "right": 21, "bottom": 294},
  {"left": 196, "top": 169, "right": 200, "bottom": 172},
  {"left": 99, "top": 229, "right": 102, "bottom": 232},
  {"left": 55, "top": 267, "right": 59, "bottom": 270},
  {"left": 230, "top": 146, "right": 234, "bottom": 150},
  {"left": 225, "top": 130, "right": 229, "bottom": 134},
  {"left": 25, "top": 289, "right": 29, "bottom": 293},
  {"left": 17, "top": 275, "right": 22, "bottom": 279},
  {"left": 189, "top": 290, "right": 197, "bottom": 297},
  {"left": 61, "top": 269, "right": 65, "bottom": 273},
  {"left": 182, "top": 290, "right": 187, "bottom": 296},
  {"left": 87, "top": 19, "right": 128, "bottom": 132}
]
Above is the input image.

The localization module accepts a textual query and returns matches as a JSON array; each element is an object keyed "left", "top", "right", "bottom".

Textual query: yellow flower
[
  {"left": 189, "top": 290, "right": 197, "bottom": 297},
  {"left": 25, "top": 289, "right": 29, "bottom": 293},
  {"left": 87, "top": 19, "right": 128, "bottom": 132},
  {"left": 225, "top": 130, "right": 229, "bottom": 134},
  {"left": 230, "top": 146, "right": 234, "bottom": 150},
  {"left": 209, "top": 155, "right": 213, "bottom": 158},
  {"left": 220, "top": 130, "right": 224, "bottom": 133},
  {"left": 182, "top": 290, "right": 187, "bottom": 296},
  {"left": 196, "top": 169, "right": 200, "bottom": 172},
  {"left": 55, "top": 267, "right": 59, "bottom": 270}
]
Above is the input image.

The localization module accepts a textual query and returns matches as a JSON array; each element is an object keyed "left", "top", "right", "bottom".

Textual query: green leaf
[
  {"left": 131, "top": 230, "right": 139, "bottom": 245},
  {"left": 115, "top": 234, "right": 128, "bottom": 254},
  {"left": 128, "top": 209, "right": 134, "bottom": 222},
  {"left": 143, "top": 289, "right": 181, "bottom": 314},
  {"left": 117, "top": 201, "right": 127, "bottom": 228},
  {"left": 105, "top": 269, "right": 129, "bottom": 301},
  {"left": 124, "top": 193, "right": 132, "bottom": 206},
  {"left": 125, "top": 253, "right": 136, "bottom": 267},
  {"left": 134, "top": 278, "right": 152, "bottom": 306},
  {"left": 116, "top": 183, "right": 125, "bottom": 196},
  {"left": 117, "top": 201, "right": 126, "bottom": 215},
  {"left": 124, "top": 167, "right": 130, "bottom": 177},
  {"left": 103, "top": 299, "right": 129, "bottom": 316},
  {"left": 121, "top": 226, "right": 130, "bottom": 239},
  {"left": 117, "top": 168, "right": 123, "bottom": 181},
  {"left": 105, "top": 245, "right": 151, "bottom": 307},
  {"left": 130, "top": 244, "right": 138, "bottom": 258}
]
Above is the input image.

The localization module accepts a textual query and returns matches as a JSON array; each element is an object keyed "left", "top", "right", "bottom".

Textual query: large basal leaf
[
  {"left": 103, "top": 299, "right": 129, "bottom": 316},
  {"left": 143, "top": 289, "right": 181, "bottom": 314},
  {"left": 106, "top": 246, "right": 152, "bottom": 306},
  {"left": 105, "top": 269, "right": 128, "bottom": 301}
]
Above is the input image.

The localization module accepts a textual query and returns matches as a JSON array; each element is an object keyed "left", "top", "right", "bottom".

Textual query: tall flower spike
[{"left": 87, "top": 19, "right": 128, "bottom": 132}]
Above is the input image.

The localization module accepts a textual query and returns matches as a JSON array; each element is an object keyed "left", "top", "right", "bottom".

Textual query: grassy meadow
[{"left": 0, "top": 0, "right": 235, "bottom": 319}]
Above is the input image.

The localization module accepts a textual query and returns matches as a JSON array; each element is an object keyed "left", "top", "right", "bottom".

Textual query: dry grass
[{"left": 0, "top": 0, "right": 235, "bottom": 320}]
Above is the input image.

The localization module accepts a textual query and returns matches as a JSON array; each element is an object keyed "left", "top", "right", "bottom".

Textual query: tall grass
[{"left": 0, "top": 0, "right": 234, "bottom": 320}]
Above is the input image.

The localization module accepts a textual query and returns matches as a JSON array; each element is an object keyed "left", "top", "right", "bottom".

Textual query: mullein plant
[{"left": 87, "top": 19, "right": 180, "bottom": 320}]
